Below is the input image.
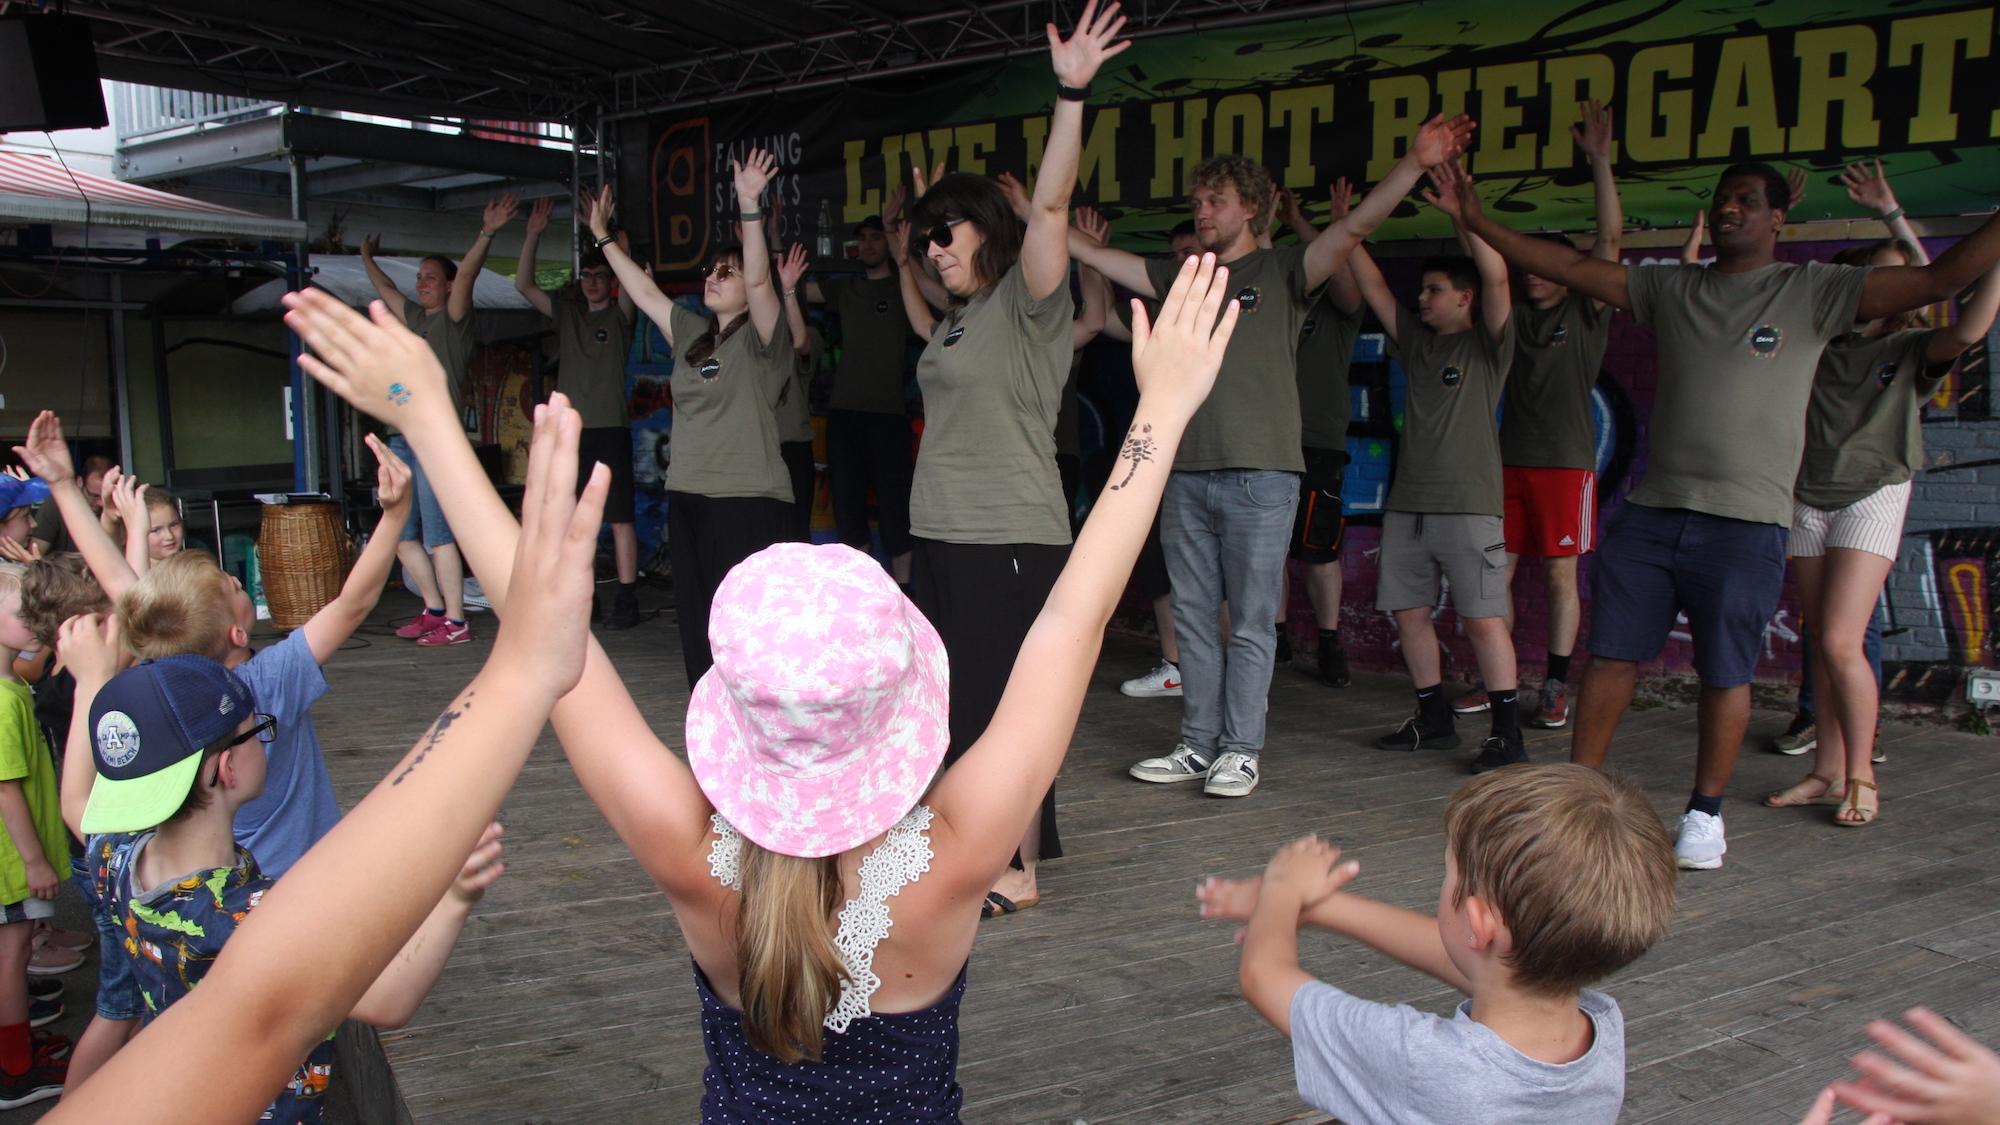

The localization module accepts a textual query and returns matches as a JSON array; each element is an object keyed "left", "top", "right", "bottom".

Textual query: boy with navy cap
[{"left": 70, "top": 638, "right": 505, "bottom": 1123}]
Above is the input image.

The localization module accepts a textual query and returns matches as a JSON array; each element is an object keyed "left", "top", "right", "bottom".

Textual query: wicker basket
[{"left": 258, "top": 502, "right": 351, "bottom": 631}]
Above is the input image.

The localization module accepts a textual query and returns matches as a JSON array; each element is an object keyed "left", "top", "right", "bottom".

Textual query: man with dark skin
[{"left": 1446, "top": 163, "right": 2000, "bottom": 869}]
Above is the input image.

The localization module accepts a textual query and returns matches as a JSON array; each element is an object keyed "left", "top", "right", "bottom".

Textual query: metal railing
[{"left": 109, "top": 83, "right": 282, "bottom": 143}]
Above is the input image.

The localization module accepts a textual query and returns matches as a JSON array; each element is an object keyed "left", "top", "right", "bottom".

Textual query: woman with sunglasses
[
  {"left": 587, "top": 156, "right": 796, "bottom": 687},
  {"left": 882, "top": 0, "right": 1129, "bottom": 918}
]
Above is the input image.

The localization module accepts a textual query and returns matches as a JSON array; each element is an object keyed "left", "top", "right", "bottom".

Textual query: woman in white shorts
[{"left": 1768, "top": 235, "right": 2000, "bottom": 825}]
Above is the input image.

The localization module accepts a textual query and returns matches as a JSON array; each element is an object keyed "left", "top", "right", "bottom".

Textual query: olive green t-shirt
[
  {"left": 823, "top": 274, "right": 912, "bottom": 415},
  {"left": 1501, "top": 292, "right": 1609, "bottom": 469},
  {"left": 1295, "top": 290, "right": 1362, "bottom": 451},
  {"left": 550, "top": 288, "right": 633, "bottom": 430},
  {"left": 29, "top": 503, "right": 72, "bottom": 554},
  {"left": 1795, "top": 329, "right": 1945, "bottom": 510},
  {"left": 1145, "top": 244, "right": 1312, "bottom": 473},
  {"left": 1625, "top": 261, "right": 1870, "bottom": 526},
  {"left": 398, "top": 302, "right": 475, "bottom": 435},
  {"left": 1386, "top": 306, "right": 1514, "bottom": 516},
  {"left": 776, "top": 327, "right": 820, "bottom": 445},
  {"left": 909, "top": 261, "right": 1074, "bottom": 545},
  {"left": 1055, "top": 355, "right": 1082, "bottom": 459},
  {"left": 664, "top": 304, "right": 794, "bottom": 502}
]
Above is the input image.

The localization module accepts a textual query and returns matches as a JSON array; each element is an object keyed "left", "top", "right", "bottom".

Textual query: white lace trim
[{"left": 705, "top": 806, "right": 936, "bottom": 1032}]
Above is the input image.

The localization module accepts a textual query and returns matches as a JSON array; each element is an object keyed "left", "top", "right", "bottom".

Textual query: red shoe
[
  {"left": 395, "top": 610, "right": 446, "bottom": 640},
  {"left": 1529, "top": 679, "right": 1571, "bottom": 729},
  {"left": 416, "top": 620, "right": 471, "bottom": 647},
  {"left": 1451, "top": 689, "right": 1491, "bottom": 715}
]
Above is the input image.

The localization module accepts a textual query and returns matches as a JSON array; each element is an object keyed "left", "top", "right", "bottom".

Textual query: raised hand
[
  {"left": 1681, "top": 209, "right": 1707, "bottom": 263},
  {"left": 1276, "top": 186, "right": 1309, "bottom": 231},
  {"left": 56, "top": 611, "right": 127, "bottom": 688},
  {"left": 995, "top": 171, "right": 1033, "bottom": 222},
  {"left": 449, "top": 822, "right": 506, "bottom": 905},
  {"left": 1073, "top": 206, "right": 1110, "bottom": 246},
  {"left": 1260, "top": 834, "right": 1358, "bottom": 910},
  {"left": 1839, "top": 159, "right": 1900, "bottom": 216},
  {"left": 585, "top": 186, "right": 616, "bottom": 240},
  {"left": 360, "top": 234, "right": 381, "bottom": 261},
  {"left": 1046, "top": 0, "right": 1130, "bottom": 89},
  {"left": 283, "top": 289, "right": 453, "bottom": 428},
  {"left": 776, "top": 244, "right": 810, "bottom": 292},
  {"left": 1571, "top": 99, "right": 1614, "bottom": 163},
  {"left": 1423, "top": 161, "right": 1475, "bottom": 222},
  {"left": 482, "top": 193, "right": 520, "bottom": 232},
  {"left": 884, "top": 184, "right": 912, "bottom": 265},
  {"left": 911, "top": 160, "right": 946, "bottom": 200},
  {"left": 1411, "top": 113, "right": 1477, "bottom": 169},
  {"left": 1129, "top": 251, "right": 1236, "bottom": 419},
  {"left": 525, "top": 197, "right": 553, "bottom": 237},
  {"left": 1328, "top": 177, "right": 1355, "bottom": 222},
  {"left": 732, "top": 148, "right": 778, "bottom": 211},
  {"left": 107, "top": 467, "right": 148, "bottom": 533},
  {"left": 488, "top": 395, "right": 607, "bottom": 699},
  {"left": 1196, "top": 874, "right": 1263, "bottom": 922},
  {"left": 13, "top": 411, "right": 75, "bottom": 485},
  {"left": 1786, "top": 166, "right": 1808, "bottom": 212},
  {"left": 1831, "top": 1007, "right": 2000, "bottom": 1124},
  {"left": 366, "top": 433, "right": 412, "bottom": 521},
  {"left": 884, "top": 181, "right": 908, "bottom": 226}
]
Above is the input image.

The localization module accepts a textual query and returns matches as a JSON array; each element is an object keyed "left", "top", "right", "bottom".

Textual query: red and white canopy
[{"left": 0, "top": 150, "right": 306, "bottom": 241}]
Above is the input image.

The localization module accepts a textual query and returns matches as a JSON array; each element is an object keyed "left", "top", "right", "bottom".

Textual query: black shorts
[
  {"left": 577, "top": 426, "right": 636, "bottom": 524},
  {"left": 1289, "top": 446, "right": 1347, "bottom": 564}
]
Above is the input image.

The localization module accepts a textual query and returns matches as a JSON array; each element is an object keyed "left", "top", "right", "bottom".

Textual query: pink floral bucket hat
[{"left": 686, "top": 542, "right": 950, "bottom": 858}]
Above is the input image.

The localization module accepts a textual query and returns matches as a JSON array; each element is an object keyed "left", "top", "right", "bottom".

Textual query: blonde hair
[
  {"left": 19, "top": 553, "right": 108, "bottom": 649},
  {"left": 734, "top": 842, "right": 849, "bottom": 1062},
  {"left": 105, "top": 488, "right": 182, "bottom": 550},
  {"left": 1445, "top": 764, "right": 1677, "bottom": 996},
  {"left": 118, "top": 550, "right": 237, "bottom": 661}
]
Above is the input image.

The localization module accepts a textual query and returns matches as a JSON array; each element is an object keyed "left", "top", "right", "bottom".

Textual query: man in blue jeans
[
  {"left": 1068, "top": 118, "right": 1473, "bottom": 797},
  {"left": 1450, "top": 161, "right": 2000, "bottom": 868}
]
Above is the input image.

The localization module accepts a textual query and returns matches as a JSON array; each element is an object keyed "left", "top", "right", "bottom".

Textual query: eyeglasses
[
  {"left": 919, "top": 217, "right": 968, "bottom": 249},
  {"left": 705, "top": 261, "right": 738, "bottom": 280},
  {"left": 220, "top": 712, "right": 278, "bottom": 750}
]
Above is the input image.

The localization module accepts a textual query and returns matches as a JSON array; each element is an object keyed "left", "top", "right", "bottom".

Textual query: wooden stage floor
[{"left": 293, "top": 594, "right": 2000, "bottom": 1124}]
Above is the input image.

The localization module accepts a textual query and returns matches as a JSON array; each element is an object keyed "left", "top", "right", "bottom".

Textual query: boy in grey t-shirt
[{"left": 1200, "top": 764, "right": 1677, "bottom": 1125}]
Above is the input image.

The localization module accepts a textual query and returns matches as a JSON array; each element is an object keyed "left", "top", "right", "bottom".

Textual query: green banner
[{"left": 642, "top": 0, "right": 2000, "bottom": 275}]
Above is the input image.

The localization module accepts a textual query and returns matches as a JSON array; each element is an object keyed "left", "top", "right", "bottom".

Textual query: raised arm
[
  {"left": 1840, "top": 159, "right": 1930, "bottom": 266},
  {"left": 279, "top": 289, "right": 717, "bottom": 897},
  {"left": 102, "top": 467, "right": 151, "bottom": 577},
  {"left": 733, "top": 150, "right": 783, "bottom": 346},
  {"left": 1426, "top": 162, "right": 1512, "bottom": 342},
  {"left": 586, "top": 186, "right": 683, "bottom": 347},
  {"left": 12, "top": 412, "right": 137, "bottom": 600},
  {"left": 56, "top": 611, "right": 127, "bottom": 841},
  {"left": 47, "top": 401, "right": 605, "bottom": 1125},
  {"left": 884, "top": 188, "right": 940, "bottom": 339},
  {"left": 778, "top": 244, "right": 813, "bottom": 356},
  {"left": 513, "top": 198, "right": 556, "bottom": 317},
  {"left": 1313, "top": 179, "right": 1365, "bottom": 315},
  {"left": 1240, "top": 837, "right": 1361, "bottom": 1035},
  {"left": 1303, "top": 113, "right": 1474, "bottom": 289},
  {"left": 1346, "top": 242, "right": 1402, "bottom": 344},
  {"left": 927, "top": 251, "right": 1233, "bottom": 894},
  {"left": 1453, "top": 172, "right": 1632, "bottom": 310},
  {"left": 357, "top": 235, "right": 407, "bottom": 318},
  {"left": 1072, "top": 207, "right": 1113, "bottom": 349},
  {"left": 1856, "top": 208, "right": 2000, "bottom": 323},
  {"left": 1573, "top": 99, "right": 1623, "bottom": 266},
  {"left": 1929, "top": 260, "right": 2000, "bottom": 364},
  {"left": 300, "top": 435, "right": 411, "bottom": 664},
  {"left": 1680, "top": 210, "right": 1707, "bottom": 265},
  {"left": 347, "top": 823, "right": 503, "bottom": 1028},
  {"left": 452, "top": 193, "right": 516, "bottom": 323},
  {"left": 1023, "top": 1, "right": 1128, "bottom": 300}
]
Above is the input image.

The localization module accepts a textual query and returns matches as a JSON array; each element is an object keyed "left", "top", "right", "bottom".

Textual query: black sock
[
  {"left": 1415, "top": 684, "right": 1451, "bottom": 725},
  {"left": 446, "top": 618, "right": 466, "bottom": 627},
  {"left": 1489, "top": 689, "right": 1521, "bottom": 739},
  {"left": 1547, "top": 652, "right": 1571, "bottom": 684},
  {"left": 1686, "top": 790, "right": 1723, "bottom": 817},
  {"left": 1319, "top": 627, "right": 1341, "bottom": 647},
  {"left": 425, "top": 606, "right": 445, "bottom": 616}
]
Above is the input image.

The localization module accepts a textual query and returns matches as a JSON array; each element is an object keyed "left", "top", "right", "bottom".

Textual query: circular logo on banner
[
  {"left": 1747, "top": 325, "right": 1784, "bottom": 359},
  {"left": 1441, "top": 365, "right": 1463, "bottom": 387},
  {"left": 698, "top": 357, "right": 722, "bottom": 381},
  {"left": 95, "top": 711, "right": 141, "bottom": 770},
  {"left": 593, "top": 328, "right": 609, "bottom": 344},
  {"left": 1236, "top": 287, "right": 1261, "bottom": 312},
  {"left": 943, "top": 325, "right": 966, "bottom": 347},
  {"left": 875, "top": 299, "right": 891, "bottom": 314},
  {"left": 1877, "top": 363, "right": 1898, "bottom": 388}
]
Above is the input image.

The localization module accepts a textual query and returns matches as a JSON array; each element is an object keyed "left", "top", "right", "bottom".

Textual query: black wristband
[
  {"left": 594, "top": 233, "right": 616, "bottom": 250},
  {"left": 1057, "top": 83, "right": 1090, "bottom": 102}
]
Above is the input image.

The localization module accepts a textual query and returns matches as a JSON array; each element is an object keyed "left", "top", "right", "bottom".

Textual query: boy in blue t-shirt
[{"left": 68, "top": 639, "right": 502, "bottom": 1124}]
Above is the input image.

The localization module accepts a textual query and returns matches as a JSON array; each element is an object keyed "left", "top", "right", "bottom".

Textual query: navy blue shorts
[{"left": 1588, "top": 502, "right": 1787, "bottom": 688}]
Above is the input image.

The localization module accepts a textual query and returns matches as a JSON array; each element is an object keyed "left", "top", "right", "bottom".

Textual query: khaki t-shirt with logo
[
  {"left": 909, "top": 261, "right": 1074, "bottom": 545},
  {"left": 775, "top": 326, "right": 820, "bottom": 445},
  {"left": 397, "top": 303, "right": 475, "bottom": 434},
  {"left": 1501, "top": 292, "right": 1608, "bottom": 469},
  {"left": 1796, "top": 329, "right": 1945, "bottom": 510},
  {"left": 1386, "top": 306, "right": 1514, "bottom": 516},
  {"left": 823, "top": 274, "right": 911, "bottom": 415},
  {"left": 664, "top": 304, "right": 794, "bottom": 502},
  {"left": 1295, "top": 291, "right": 1363, "bottom": 451},
  {"left": 551, "top": 288, "right": 633, "bottom": 430},
  {"left": 1625, "top": 261, "right": 1870, "bottom": 526},
  {"left": 1145, "top": 244, "right": 1311, "bottom": 473}
]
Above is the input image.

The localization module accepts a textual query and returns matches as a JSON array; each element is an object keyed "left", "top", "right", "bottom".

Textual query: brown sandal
[
  {"left": 1764, "top": 772, "right": 1845, "bottom": 808},
  {"left": 1835, "top": 777, "right": 1879, "bottom": 826}
]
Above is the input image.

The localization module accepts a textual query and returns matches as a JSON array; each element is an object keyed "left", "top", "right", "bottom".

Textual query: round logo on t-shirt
[
  {"left": 1236, "top": 287, "right": 1261, "bottom": 312},
  {"left": 698, "top": 357, "right": 722, "bottom": 381},
  {"left": 943, "top": 325, "right": 966, "bottom": 347},
  {"left": 1441, "top": 365, "right": 1463, "bottom": 387},
  {"left": 1747, "top": 324, "right": 1784, "bottom": 359},
  {"left": 1549, "top": 324, "right": 1570, "bottom": 346},
  {"left": 875, "top": 299, "right": 891, "bottom": 314},
  {"left": 593, "top": 328, "right": 609, "bottom": 344},
  {"left": 1300, "top": 318, "right": 1318, "bottom": 339},
  {"left": 1877, "top": 363, "right": 1898, "bottom": 388},
  {"left": 95, "top": 711, "right": 141, "bottom": 770}
]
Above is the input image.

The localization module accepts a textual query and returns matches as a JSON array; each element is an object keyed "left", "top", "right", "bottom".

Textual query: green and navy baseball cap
[{"left": 83, "top": 655, "right": 255, "bottom": 835}]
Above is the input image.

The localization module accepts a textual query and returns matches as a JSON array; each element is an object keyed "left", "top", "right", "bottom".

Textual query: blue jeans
[
  {"left": 1797, "top": 613, "right": 1884, "bottom": 718},
  {"left": 389, "top": 435, "right": 455, "bottom": 550},
  {"left": 1161, "top": 469, "right": 1299, "bottom": 760},
  {"left": 71, "top": 849, "right": 142, "bottom": 1021}
]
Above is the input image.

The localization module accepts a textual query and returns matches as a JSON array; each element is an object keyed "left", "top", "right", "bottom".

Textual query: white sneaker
[
  {"left": 1121, "top": 661, "right": 1184, "bottom": 698},
  {"left": 1203, "top": 751, "right": 1259, "bottom": 798},
  {"left": 1129, "top": 742, "right": 1212, "bottom": 783},
  {"left": 1674, "top": 810, "right": 1726, "bottom": 870}
]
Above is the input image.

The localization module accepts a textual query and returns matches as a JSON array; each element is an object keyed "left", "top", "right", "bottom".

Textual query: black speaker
[{"left": 0, "top": 14, "right": 109, "bottom": 133}]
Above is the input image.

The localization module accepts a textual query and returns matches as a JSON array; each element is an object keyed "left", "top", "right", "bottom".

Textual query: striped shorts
[{"left": 1790, "top": 480, "right": 1911, "bottom": 562}]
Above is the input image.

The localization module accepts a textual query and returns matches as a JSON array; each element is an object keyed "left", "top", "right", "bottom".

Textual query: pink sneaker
[
  {"left": 416, "top": 620, "right": 471, "bottom": 647},
  {"left": 395, "top": 610, "right": 445, "bottom": 640}
]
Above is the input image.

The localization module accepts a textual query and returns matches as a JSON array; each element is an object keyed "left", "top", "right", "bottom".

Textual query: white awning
[
  {"left": 231, "top": 256, "right": 539, "bottom": 314},
  {"left": 0, "top": 151, "right": 307, "bottom": 242}
]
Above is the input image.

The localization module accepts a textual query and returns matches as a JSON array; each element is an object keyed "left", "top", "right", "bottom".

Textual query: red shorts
[{"left": 1503, "top": 465, "right": 1597, "bottom": 557}]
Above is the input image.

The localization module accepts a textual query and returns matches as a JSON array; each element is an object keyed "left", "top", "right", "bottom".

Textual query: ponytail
[{"left": 735, "top": 843, "right": 848, "bottom": 1062}]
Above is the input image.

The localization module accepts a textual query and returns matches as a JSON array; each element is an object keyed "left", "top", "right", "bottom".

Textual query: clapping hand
[{"left": 1260, "top": 835, "right": 1359, "bottom": 912}]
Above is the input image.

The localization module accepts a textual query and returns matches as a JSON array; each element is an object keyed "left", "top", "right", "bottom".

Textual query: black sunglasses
[
  {"left": 220, "top": 712, "right": 278, "bottom": 750},
  {"left": 919, "top": 216, "right": 968, "bottom": 249}
]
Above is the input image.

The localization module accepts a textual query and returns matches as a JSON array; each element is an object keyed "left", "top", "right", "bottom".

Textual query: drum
[{"left": 257, "top": 501, "right": 350, "bottom": 631}]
